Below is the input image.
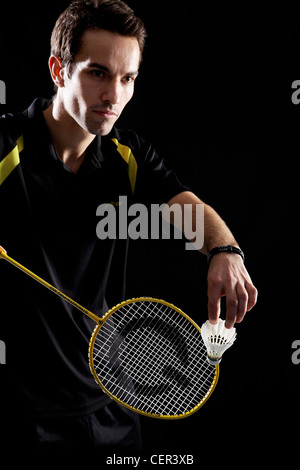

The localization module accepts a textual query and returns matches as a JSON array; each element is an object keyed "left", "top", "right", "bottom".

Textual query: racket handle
[
  {"left": 0, "top": 246, "right": 7, "bottom": 256},
  {"left": 0, "top": 247, "right": 101, "bottom": 324}
]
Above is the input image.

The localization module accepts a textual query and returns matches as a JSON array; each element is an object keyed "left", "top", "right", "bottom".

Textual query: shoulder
[
  {"left": 110, "top": 127, "right": 146, "bottom": 149},
  {"left": 0, "top": 112, "right": 27, "bottom": 158},
  {"left": 109, "top": 127, "right": 158, "bottom": 165},
  {"left": 0, "top": 111, "right": 24, "bottom": 135},
  {"left": 0, "top": 98, "right": 50, "bottom": 143}
]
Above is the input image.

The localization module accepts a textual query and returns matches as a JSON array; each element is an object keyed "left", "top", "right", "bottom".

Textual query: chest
[{"left": 21, "top": 149, "right": 133, "bottom": 238}]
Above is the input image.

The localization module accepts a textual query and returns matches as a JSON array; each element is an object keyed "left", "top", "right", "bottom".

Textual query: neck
[{"left": 43, "top": 99, "right": 95, "bottom": 174}]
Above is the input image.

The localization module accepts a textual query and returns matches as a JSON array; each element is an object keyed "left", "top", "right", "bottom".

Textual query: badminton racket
[{"left": 0, "top": 247, "right": 219, "bottom": 419}]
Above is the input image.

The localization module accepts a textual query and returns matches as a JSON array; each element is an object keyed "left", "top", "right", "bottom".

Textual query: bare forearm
[
  {"left": 166, "top": 191, "right": 257, "bottom": 327},
  {"left": 200, "top": 203, "right": 238, "bottom": 254},
  {"left": 166, "top": 191, "right": 238, "bottom": 254}
]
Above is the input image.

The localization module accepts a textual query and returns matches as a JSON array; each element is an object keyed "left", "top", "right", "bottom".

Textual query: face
[{"left": 57, "top": 29, "right": 141, "bottom": 136}]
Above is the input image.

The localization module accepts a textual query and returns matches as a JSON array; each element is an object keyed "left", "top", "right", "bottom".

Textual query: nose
[{"left": 101, "top": 79, "right": 121, "bottom": 105}]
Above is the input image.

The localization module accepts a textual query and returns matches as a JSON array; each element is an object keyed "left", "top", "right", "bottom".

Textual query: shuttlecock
[{"left": 201, "top": 319, "right": 237, "bottom": 365}]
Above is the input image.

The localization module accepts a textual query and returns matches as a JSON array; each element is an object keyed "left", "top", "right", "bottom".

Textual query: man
[{"left": 0, "top": 0, "right": 257, "bottom": 451}]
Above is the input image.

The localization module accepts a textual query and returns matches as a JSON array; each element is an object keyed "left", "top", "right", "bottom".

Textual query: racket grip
[{"left": 0, "top": 246, "right": 7, "bottom": 257}]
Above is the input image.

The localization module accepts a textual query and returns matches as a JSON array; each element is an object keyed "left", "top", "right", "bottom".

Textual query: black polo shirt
[{"left": 0, "top": 98, "right": 189, "bottom": 418}]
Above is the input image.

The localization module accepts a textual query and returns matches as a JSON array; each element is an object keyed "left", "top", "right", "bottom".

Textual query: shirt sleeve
[{"left": 133, "top": 133, "right": 190, "bottom": 205}]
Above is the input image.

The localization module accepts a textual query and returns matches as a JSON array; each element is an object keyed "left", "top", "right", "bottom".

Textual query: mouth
[{"left": 92, "top": 109, "right": 118, "bottom": 119}]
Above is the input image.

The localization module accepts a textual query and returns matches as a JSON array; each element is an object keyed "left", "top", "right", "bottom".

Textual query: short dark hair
[{"left": 50, "top": 0, "right": 147, "bottom": 75}]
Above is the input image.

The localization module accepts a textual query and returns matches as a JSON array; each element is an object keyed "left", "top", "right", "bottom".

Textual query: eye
[
  {"left": 122, "top": 75, "right": 136, "bottom": 84},
  {"left": 90, "top": 69, "right": 105, "bottom": 78}
]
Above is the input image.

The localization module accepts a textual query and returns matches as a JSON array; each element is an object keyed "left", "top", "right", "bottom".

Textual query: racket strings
[
  {"left": 94, "top": 302, "right": 191, "bottom": 388},
  {"left": 94, "top": 304, "right": 212, "bottom": 414},
  {"left": 93, "top": 301, "right": 153, "bottom": 358},
  {"left": 94, "top": 302, "right": 176, "bottom": 384},
  {"left": 92, "top": 301, "right": 217, "bottom": 416},
  {"left": 96, "top": 301, "right": 189, "bottom": 371},
  {"left": 117, "top": 303, "right": 188, "bottom": 380},
  {"left": 96, "top": 318, "right": 209, "bottom": 410},
  {"left": 131, "top": 314, "right": 209, "bottom": 400}
]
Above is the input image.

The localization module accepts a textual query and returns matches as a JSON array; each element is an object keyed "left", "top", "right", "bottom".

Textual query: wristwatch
[{"left": 207, "top": 245, "right": 245, "bottom": 265}]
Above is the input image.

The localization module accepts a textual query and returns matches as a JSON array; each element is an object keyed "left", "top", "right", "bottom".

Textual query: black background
[{"left": 0, "top": 1, "right": 298, "bottom": 464}]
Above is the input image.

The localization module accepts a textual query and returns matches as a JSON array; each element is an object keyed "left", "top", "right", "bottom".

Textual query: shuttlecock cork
[{"left": 201, "top": 318, "right": 237, "bottom": 365}]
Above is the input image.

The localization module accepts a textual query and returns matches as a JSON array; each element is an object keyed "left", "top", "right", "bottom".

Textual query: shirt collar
[{"left": 23, "top": 97, "right": 120, "bottom": 172}]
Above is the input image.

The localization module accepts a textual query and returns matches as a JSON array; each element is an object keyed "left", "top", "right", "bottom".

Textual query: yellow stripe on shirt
[
  {"left": 0, "top": 135, "right": 24, "bottom": 186},
  {"left": 111, "top": 138, "right": 137, "bottom": 194}
]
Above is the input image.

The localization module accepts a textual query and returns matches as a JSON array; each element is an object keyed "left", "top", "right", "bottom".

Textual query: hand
[
  {"left": 207, "top": 253, "right": 258, "bottom": 328},
  {"left": 0, "top": 246, "right": 7, "bottom": 258}
]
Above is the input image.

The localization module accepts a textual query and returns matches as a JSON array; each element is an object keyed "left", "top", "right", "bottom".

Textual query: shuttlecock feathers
[{"left": 201, "top": 319, "right": 237, "bottom": 365}]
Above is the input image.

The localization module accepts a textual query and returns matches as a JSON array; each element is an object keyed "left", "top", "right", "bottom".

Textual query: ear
[{"left": 48, "top": 55, "right": 65, "bottom": 88}]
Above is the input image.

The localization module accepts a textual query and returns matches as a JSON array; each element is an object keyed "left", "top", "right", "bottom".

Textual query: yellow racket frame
[
  {"left": 0, "top": 248, "right": 219, "bottom": 419},
  {"left": 89, "top": 297, "right": 219, "bottom": 420}
]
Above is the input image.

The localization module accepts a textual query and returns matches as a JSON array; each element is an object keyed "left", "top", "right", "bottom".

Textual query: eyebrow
[{"left": 87, "top": 62, "right": 139, "bottom": 76}]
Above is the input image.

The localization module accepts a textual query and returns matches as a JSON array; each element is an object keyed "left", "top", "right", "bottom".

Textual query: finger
[
  {"left": 207, "top": 273, "right": 224, "bottom": 324},
  {"left": 207, "top": 293, "right": 222, "bottom": 325},
  {"left": 235, "top": 284, "right": 249, "bottom": 324},
  {"left": 225, "top": 293, "right": 238, "bottom": 329},
  {"left": 245, "top": 281, "right": 258, "bottom": 311}
]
